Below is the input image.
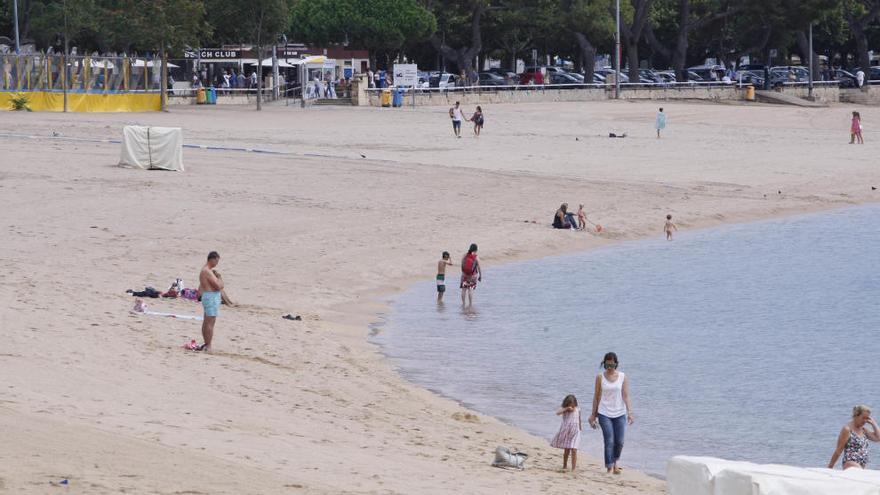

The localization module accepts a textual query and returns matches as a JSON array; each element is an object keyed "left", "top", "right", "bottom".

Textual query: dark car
[
  {"left": 851, "top": 67, "right": 880, "bottom": 82},
  {"left": 832, "top": 69, "right": 858, "bottom": 88},
  {"left": 485, "top": 67, "right": 518, "bottom": 81},
  {"left": 639, "top": 69, "right": 665, "bottom": 84},
  {"left": 549, "top": 72, "right": 581, "bottom": 86},
  {"left": 478, "top": 72, "right": 508, "bottom": 86}
]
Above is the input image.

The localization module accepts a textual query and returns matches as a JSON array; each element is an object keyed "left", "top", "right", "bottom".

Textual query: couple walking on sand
[
  {"left": 550, "top": 352, "right": 634, "bottom": 474},
  {"left": 437, "top": 243, "right": 482, "bottom": 307},
  {"left": 449, "top": 102, "right": 484, "bottom": 138}
]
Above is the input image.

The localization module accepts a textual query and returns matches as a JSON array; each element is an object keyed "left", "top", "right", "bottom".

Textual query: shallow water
[{"left": 372, "top": 205, "right": 880, "bottom": 475}]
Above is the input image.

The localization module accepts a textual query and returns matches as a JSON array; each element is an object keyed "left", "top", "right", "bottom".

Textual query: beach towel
[{"left": 491, "top": 446, "right": 528, "bottom": 470}]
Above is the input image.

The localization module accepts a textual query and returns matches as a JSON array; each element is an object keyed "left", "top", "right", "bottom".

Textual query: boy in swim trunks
[
  {"left": 197, "top": 251, "right": 224, "bottom": 352},
  {"left": 437, "top": 251, "right": 454, "bottom": 302}
]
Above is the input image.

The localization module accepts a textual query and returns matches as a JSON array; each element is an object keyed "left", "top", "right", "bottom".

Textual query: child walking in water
[
  {"left": 470, "top": 106, "right": 484, "bottom": 136},
  {"left": 550, "top": 394, "right": 582, "bottom": 471},
  {"left": 577, "top": 204, "right": 587, "bottom": 231},
  {"left": 851, "top": 111, "right": 863, "bottom": 144},
  {"left": 436, "top": 251, "right": 454, "bottom": 302},
  {"left": 664, "top": 214, "right": 678, "bottom": 240}
]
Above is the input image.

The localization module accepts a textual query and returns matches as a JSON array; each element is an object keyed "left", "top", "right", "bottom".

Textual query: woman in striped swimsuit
[{"left": 828, "top": 405, "right": 880, "bottom": 469}]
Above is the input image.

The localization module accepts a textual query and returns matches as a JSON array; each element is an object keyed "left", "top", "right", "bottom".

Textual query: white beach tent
[
  {"left": 667, "top": 456, "right": 880, "bottom": 495},
  {"left": 118, "top": 126, "right": 184, "bottom": 171}
]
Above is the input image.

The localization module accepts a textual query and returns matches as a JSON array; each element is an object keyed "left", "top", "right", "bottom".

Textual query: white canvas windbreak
[
  {"left": 667, "top": 456, "right": 880, "bottom": 495},
  {"left": 118, "top": 126, "right": 184, "bottom": 171}
]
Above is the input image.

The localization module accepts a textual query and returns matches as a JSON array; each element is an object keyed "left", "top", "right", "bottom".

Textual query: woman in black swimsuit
[{"left": 828, "top": 405, "right": 880, "bottom": 469}]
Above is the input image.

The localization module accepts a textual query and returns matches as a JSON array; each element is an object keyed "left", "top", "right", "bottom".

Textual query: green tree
[
  {"left": 426, "top": 0, "right": 490, "bottom": 76},
  {"left": 843, "top": 0, "right": 880, "bottom": 76},
  {"left": 644, "top": 0, "right": 742, "bottom": 80},
  {"left": 483, "top": 0, "right": 558, "bottom": 71},
  {"left": 208, "top": 0, "right": 290, "bottom": 109},
  {"left": 104, "top": 0, "right": 209, "bottom": 109},
  {"left": 563, "top": 0, "right": 614, "bottom": 83},
  {"left": 290, "top": 0, "right": 435, "bottom": 69}
]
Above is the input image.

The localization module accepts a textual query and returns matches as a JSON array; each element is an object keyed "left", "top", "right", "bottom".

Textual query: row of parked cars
[{"left": 416, "top": 64, "right": 879, "bottom": 89}]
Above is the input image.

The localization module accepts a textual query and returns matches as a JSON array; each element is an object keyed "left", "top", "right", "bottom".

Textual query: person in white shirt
[
  {"left": 448, "top": 101, "right": 464, "bottom": 138},
  {"left": 856, "top": 69, "right": 866, "bottom": 88},
  {"left": 588, "top": 352, "right": 634, "bottom": 474}
]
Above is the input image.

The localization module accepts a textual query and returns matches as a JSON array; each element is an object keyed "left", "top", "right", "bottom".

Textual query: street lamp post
[
  {"left": 13, "top": 0, "right": 21, "bottom": 53},
  {"left": 808, "top": 22, "right": 814, "bottom": 100},
  {"left": 615, "top": 0, "right": 621, "bottom": 99}
]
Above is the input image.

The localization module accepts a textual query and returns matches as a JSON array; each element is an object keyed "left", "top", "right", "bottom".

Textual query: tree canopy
[{"left": 3, "top": 0, "right": 880, "bottom": 73}]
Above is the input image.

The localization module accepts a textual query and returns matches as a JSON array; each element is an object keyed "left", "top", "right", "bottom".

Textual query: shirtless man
[{"left": 197, "top": 251, "right": 223, "bottom": 351}]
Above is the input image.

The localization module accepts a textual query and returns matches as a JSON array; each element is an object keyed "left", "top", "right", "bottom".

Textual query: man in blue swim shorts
[{"left": 197, "top": 251, "right": 224, "bottom": 352}]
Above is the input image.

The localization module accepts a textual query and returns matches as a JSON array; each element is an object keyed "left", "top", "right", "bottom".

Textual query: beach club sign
[{"left": 184, "top": 49, "right": 242, "bottom": 60}]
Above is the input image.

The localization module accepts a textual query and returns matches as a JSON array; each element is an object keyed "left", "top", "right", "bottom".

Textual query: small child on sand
[
  {"left": 550, "top": 394, "right": 582, "bottom": 471},
  {"left": 851, "top": 111, "right": 864, "bottom": 144},
  {"left": 664, "top": 214, "right": 678, "bottom": 241},
  {"left": 577, "top": 204, "right": 587, "bottom": 231},
  {"left": 436, "top": 252, "right": 454, "bottom": 302},
  {"left": 655, "top": 107, "right": 666, "bottom": 138}
]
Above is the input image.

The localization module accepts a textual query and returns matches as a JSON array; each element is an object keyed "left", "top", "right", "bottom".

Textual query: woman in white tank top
[{"left": 588, "top": 351, "right": 634, "bottom": 474}]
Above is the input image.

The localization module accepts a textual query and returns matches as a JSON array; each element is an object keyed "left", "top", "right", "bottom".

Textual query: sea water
[{"left": 372, "top": 205, "right": 880, "bottom": 475}]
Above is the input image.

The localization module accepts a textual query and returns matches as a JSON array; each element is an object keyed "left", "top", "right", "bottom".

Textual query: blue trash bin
[
  {"left": 207, "top": 87, "right": 217, "bottom": 104},
  {"left": 392, "top": 89, "right": 403, "bottom": 107}
]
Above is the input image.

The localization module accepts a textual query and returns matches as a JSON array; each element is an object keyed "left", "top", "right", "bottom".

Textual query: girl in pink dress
[
  {"left": 550, "top": 394, "right": 583, "bottom": 471},
  {"left": 851, "top": 111, "right": 863, "bottom": 144}
]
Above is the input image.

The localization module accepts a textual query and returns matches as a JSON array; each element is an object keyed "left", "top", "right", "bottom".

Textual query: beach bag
[
  {"left": 491, "top": 446, "right": 528, "bottom": 470},
  {"left": 462, "top": 254, "right": 478, "bottom": 275}
]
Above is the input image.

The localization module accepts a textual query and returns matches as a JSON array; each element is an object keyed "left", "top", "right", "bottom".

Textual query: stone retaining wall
[
  {"left": 840, "top": 86, "right": 880, "bottom": 105},
  {"left": 365, "top": 85, "right": 745, "bottom": 107},
  {"left": 778, "top": 85, "right": 840, "bottom": 104}
]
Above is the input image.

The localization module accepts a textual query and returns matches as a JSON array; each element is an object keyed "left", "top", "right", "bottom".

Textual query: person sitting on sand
[
  {"left": 197, "top": 252, "right": 224, "bottom": 352},
  {"left": 553, "top": 203, "right": 577, "bottom": 230},
  {"left": 828, "top": 405, "right": 879, "bottom": 469},
  {"left": 460, "top": 244, "right": 481, "bottom": 307}
]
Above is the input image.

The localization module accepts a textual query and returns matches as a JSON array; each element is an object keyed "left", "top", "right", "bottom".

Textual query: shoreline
[
  {"left": 353, "top": 201, "right": 874, "bottom": 479},
  {"left": 2, "top": 101, "right": 878, "bottom": 494},
  {"left": 362, "top": 201, "right": 878, "bottom": 479}
]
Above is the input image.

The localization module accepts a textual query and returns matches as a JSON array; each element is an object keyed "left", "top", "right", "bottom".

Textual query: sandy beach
[{"left": 0, "top": 100, "right": 876, "bottom": 494}]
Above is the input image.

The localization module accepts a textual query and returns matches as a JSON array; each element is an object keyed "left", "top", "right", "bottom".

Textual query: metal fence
[{"left": 0, "top": 54, "right": 164, "bottom": 93}]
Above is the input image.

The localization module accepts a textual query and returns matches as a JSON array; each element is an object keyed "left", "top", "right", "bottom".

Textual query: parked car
[
  {"left": 428, "top": 72, "right": 459, "bottom": 89},
  {"left": 595, "top": 67, "right": 630, "bottom": 83},
  {"left": 770, "top": 66, "right": 809, "bottom": 83},
  {"left": 549, "top": 72, "right": 581, "bottom": 86},
  {"left": 656, "top": 71, "right": 677, "bottom": 83},
  {"left": 736, "top": 70, "right": 765, "bottom": 86},
  {"left": 687, "top": 64, "right": 725, "bottom": 81},
  {"left": 485, "top": 67, "right": 518, "bottom": 83},
  {"left": 832, "top": 69, "right": 858, "bottom": 88},
  {"left": 639, "top": 69, "right": 665, "bottom": 84},
  {"left": 478, "top": 72, "right": 508, "bottom": 86},
  {"left": 519, "top": 67, "right": 547, "bottom": 85},
  {"left": 851, "top": 66, "right": 880, "bottom": 82}
]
